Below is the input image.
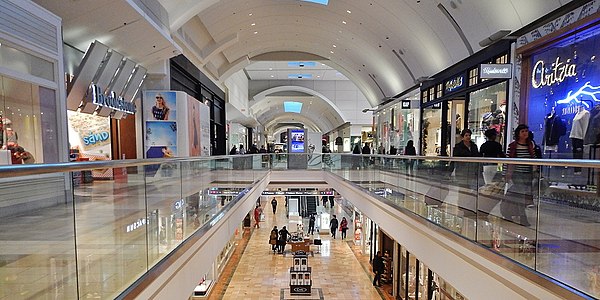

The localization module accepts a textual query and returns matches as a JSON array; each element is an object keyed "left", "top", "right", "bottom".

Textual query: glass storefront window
[
  {"left": 0, "top": 43, "right": 54, "bottom": 82},
  {"left": 0, "top": 75, "right": 58, "bottom": 164},
  {"left": 422, "top": 106, "right": 442, "bottom": 156},
  {"left": 468, "top": 82, "right": 507, "bottom": 149}
]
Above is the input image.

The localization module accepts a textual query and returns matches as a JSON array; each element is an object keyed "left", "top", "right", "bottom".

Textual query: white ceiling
[{"left": 245, "top": 61, "right": 349, "bottom": 80}]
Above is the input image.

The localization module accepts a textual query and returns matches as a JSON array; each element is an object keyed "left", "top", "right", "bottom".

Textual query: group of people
[
  {"left": 452, "top": 125, "right": 541, "bottom": 227},
  {"left": 229, "top": 144, "right": 270, "bottom": 155},
  {"left": 328, "top": 215, "right": 349, "bottom": 239},
  {"left": 269, "top": 225, "right": 291, "bottom": 254}
]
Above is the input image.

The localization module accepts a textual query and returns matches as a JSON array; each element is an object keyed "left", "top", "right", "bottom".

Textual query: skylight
[
  {"left": 300, "top": 0, "right": 329, "bottom": 5},
  {"left": 288, "top": 74, "right": 312, "bottom": 79},
  {"left": 284, "top": 101, "right": 303, "bottom": 113},
  {"left": 288, "top": 61, "right": 317, "bottom": 68}
]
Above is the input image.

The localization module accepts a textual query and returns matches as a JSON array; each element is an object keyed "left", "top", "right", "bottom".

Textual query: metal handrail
[{"left": 1, "top": 153, "right": 598, "bottom": 178}]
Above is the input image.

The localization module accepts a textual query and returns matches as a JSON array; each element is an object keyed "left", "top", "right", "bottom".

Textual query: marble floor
[{"left": 212, "top": 200, "right": 384, "bottom": 300}]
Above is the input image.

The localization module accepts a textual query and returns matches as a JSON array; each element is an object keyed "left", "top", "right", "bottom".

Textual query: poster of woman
[{"left": 145, "top": 91, "right": 177, "bottom": 121}]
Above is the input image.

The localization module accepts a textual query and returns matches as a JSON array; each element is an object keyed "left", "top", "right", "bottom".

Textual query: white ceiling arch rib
[
  {"left": 253, "top": 85, "right": 347, "bottom": 124},
  {"left": 159, "top": 0, "right": 572, "bottom": 106},
  {"left": 264, "top": 114, "right": 321, "bottom": 133}
]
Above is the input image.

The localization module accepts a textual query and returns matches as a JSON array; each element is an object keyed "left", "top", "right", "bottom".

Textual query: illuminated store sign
[
  {"left": 531, "top": 57, "right": 577, "bottom": 89},
  {"left": 173, "top": 199, "right": 185, "bottom": 210},
  {"left": 126, "top": 218, "right": 146, "bottom": 233},
  {"left": 90, "top": 84, "right": 136, "bottom": 114},
  {"left": 401, "top": 100, "right": 411, "bottom": 109},
  {"left": 445, "top": 76, "right": 464, "bottom": 93},
  {"left": 83, "top": 131, "right": 109, "bottom": 145},
  {"left": 480, "top": 64, "right": 512, "bottom": 79}
]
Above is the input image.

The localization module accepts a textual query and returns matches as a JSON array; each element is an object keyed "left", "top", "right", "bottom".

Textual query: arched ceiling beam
[{"left": 252, "top": 85, "right": 347, "bottom": 123}]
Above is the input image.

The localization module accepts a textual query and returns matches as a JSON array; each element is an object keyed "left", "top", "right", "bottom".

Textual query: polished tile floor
[{"left": 213, "top": 200, "right": 383, "bottom": 300}]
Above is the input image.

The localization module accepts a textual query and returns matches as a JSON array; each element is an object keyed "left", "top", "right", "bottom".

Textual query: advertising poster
[
  {"left": 290, "top": 129, "right": 305, "bottom": 153},
  {"left": 144, "top": 91, "right": 177, "bottom": 121},
  {"left": 199, "top": 102, "right": 211, "bottom": 156},
  {"left": 145, "top": 121, "right": 177, "bottom": 158},
  {"left": 67, "top": 111, "right": 112, "bottom": 159},
  {"left": 187, "top": 95, "right": 201, "bottom": 156}
]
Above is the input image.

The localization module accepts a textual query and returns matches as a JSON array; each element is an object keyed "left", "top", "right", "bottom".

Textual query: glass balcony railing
[
  {"left": 323, "top": 153, "right": 600, "bottom": 299},
  {"left": 0, "top": 152, "right": 596, "bottom": 299},
  {"left": 0, "top": 156, "right": 267, "bottom": 299}
]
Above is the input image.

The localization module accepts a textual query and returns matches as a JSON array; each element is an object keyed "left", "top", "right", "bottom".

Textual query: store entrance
[{"left": 447, "top": 99, "right": 465, "bottom": 156}]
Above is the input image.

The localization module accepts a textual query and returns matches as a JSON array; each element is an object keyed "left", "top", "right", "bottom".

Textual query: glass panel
[
  {"left": 422, "top": 107, "right": 442, "bottom": 156},
  {"left": 0, "top": 75, "right": 58, "bottom": 164},
  {"left": 468, "top": 82, "right": 507, "bottom": 150},
  {"left": 0, "top": 173, "right": 77, "bottom": 299},
  {"left": 0, "top": 43, "right": 54, "bottom": 81}
]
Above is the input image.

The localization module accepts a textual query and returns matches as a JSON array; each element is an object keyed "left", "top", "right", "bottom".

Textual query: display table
[{"left": 290, "top": 239, "right": 311, "bottom": 253}]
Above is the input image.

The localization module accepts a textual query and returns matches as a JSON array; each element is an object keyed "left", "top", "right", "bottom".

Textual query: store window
[
  {"left": 496, "top": 54, "right": 508, "bottom": 64},
  {"left": 422, "top": 105, "right": 442, "bottom": 156},
  {"left": 422, "top": 90, "right": 428, "bottom": 104},
  {"left": 436, "top": 83, "right": 443, "bottom": 98},
  {"left": 0, "top": 43, "right": 54, "bottom": 82},
  {"left": 428, "top": 87, "right": 435, "bottom": 102},
  {"left": 0, "top": 75, "right": 59, "bottom": 164},
  {"left": 468, "top": 67, "right": 479, "bottom": 86},
  {"left": 468, "top": 82, "right": 507, "bottom": 149}
]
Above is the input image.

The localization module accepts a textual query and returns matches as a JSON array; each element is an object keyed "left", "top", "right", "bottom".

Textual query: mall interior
[{"left": 2, "top": 0, "right": 600, "bottom": 299}]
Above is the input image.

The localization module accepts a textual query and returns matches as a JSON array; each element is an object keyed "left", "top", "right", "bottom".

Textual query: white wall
[{"left": 225, "top": 71, "right": 249, "bottom": 117}]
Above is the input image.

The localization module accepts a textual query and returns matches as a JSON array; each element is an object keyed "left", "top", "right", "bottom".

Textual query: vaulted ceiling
[
  {"left": 34, "top": 0, "right": 575, "bottom": 117},
  {"left": 160, "top": 0, "right": 573, "bottom": 107}
]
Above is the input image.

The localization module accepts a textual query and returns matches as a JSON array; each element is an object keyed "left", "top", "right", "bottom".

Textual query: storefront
[
  {"left": 375, "top": 87, "right": 421, "bottom": 154},
  {"left": 420, "top": 40, "right": 513, "bottom": 156}
]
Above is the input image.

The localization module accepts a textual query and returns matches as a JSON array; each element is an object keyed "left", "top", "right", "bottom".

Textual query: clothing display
[
  {"left": 572, "top": 138, "right": 584, "bottom": 173},
  {"left": 584, "top": 105, "right": 600, "bottom": 145},
  {"left": 543, "top": 113, "right": 566, "bottom": 146},
  {"left": 569, "top": 108, "right": 590, "bottom": 140}
]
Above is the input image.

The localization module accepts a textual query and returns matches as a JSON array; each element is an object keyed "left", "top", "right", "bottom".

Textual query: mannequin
[
  {"left": 544, "top": 106, "right": 566, "bottom": 153},
  {"left": 584, "top": 104, "right": 600, "bottom": 145},
  {"left": 570, "top": 104, "right": 590, "bottom": 174}
]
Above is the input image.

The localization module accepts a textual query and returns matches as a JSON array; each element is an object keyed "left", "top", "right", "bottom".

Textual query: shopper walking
[
  {"left": 269, "top": 226, "right": 278, "bottom": 253},
  {"left": 372, "top": 251, "right": 384, "bottom": 287},
  {"left": 277, "top": 226, "right": 291, "bottom": 254},
  {"left": 253, "top": 205, "right": 261, "bottom": 228},
  {"left": 340, "top": 217, "right": 349, "bottom": 240},
  {"left": 330, "top": 215, "right": 339, "bottom": 239},
  {"left": 308, "top": 214, "right": 316, "bottom": 235},
  {"left": 271, "top": 197, "right": 278, "bottom": 214},
  {"left": 503, "top": 124, "right": 535, "bottom": 227}
]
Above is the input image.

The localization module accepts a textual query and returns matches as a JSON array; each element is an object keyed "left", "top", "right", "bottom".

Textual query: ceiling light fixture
[
  {"left": 249, "top": 13, "right": 253, "bottom": 16},
  {"left": 333, "top": 44, "right": 337, "bottom": 48},
  {"left": 347, "top": 10, "right": 351, "bottom": 14},
  {"left": 342, "top": 21, "right": 346, "bottom": 24},
  {"left": 330, "top": 51, "right": 334, "bottom": 54},
  {"left": 251, "top": 23, "right": 256, "bottom": 26},
  {"left": 254, "top": 31, "right": 258, "bottom": 34}
]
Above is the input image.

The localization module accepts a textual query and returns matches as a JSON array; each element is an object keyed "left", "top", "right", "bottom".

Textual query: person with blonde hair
[{"left": 152, "top": 93, "right": 170, "bottom": 120}]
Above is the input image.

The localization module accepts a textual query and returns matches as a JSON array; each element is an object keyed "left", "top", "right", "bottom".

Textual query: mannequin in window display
[
  {"left": 543, "top": 106, "right": 566, "bottom": 154},
  {"left": 569, "top": 104, "right": 589, "bottom": 174},
  {"left": 5, "top": 127, "right": 17, "bottom": 147},
  {"left": 584, "top": 104, "right": 600, "bottom": 146}
]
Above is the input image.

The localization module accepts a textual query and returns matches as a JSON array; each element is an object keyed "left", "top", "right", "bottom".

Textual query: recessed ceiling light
[
  {"left": 269, "top": 68, "right": 273, "bottom": 70},
  {"left": 270, "top": 75, "right": 275, "bottom": 78},
  {"left": 342, "top": 21, "right": 347, "bottom": 24},
  {"left": 330, "top": 50, "right": 334, "bottom": 54},
  {"left": 347, "top": 10, "right": 351, "bottom": 14},
  {"left": 249, "top": 13, "right": 253, "bottom": 16},
  {"left": 332, "top": 44, "right": 337, "bottom": 48},
  {"left": 317, "top": 75, "right": 321, "bottom": 78},
  {"left": 251, "top": 23, "right": 256, "bottom": 26},
  {"left": 254, "top": 31, "right": 258, "bottom": 34}
]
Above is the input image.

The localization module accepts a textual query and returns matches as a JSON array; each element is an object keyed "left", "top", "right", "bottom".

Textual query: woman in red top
[
  {"left": 253, "top": 205, "right": 261, "bottom": 228},
  {"left": 339, "top": 217, "right": 349, "bottom": 240}
]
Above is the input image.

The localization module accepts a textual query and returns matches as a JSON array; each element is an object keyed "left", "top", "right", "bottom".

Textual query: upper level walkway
[{"left": 0, "top": 154, "right": 597, "bottom": 299}]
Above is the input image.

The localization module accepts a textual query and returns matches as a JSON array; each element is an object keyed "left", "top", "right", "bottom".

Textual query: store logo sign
[
  {"left": 83, "top": 131, "right": 109, "bottom": 145},
  {"left": 90, "top": 84, "right": 136, "bottom": 114},
  {"left": 480, "top": 64, "right": 512, "bottom": 79},
  {"left": 445, "top": 76, "right": 464, "bottom": 93},
  {"left": 531, "top": 57, "right": 577, "bottom": 89},
  {"left": 173, "top": 199, "right": 185, "bottom": 210},
  {"left": 401, "top": 100, "right": 411, "bottom": 109}
]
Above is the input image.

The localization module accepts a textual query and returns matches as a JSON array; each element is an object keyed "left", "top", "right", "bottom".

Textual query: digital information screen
[{"left": 290, "top": 129, "right": 305, "bottom": 153}]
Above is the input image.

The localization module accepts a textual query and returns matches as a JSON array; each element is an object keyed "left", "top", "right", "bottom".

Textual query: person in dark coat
[
  {"left": 453, "top": 129, "right": 481, "bottom": 189},
  {"left": 372, "top": 251, "right": 385, "bottom": 287},
  {"left": 330, "top": 215, "right": 339, "bottom": 239},
  {"left": 271, "top": 197, "right": 278, "bottom": 214},
  {"left": 277, "top": 226, "right": 291, "bottom": 253},
  {"left": 269, "top": 226, "right": 278, "bottom": 253},
  {"left": 308, "top": 214, "right": 316, "bottom": 235},
  {"left": 480, "top": 129, "right": 504, "bottom": 158}
]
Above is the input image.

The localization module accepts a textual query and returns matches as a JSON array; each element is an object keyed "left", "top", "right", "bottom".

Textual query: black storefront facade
[
  {"left": 170, "top": 55, "right": 227, "bottom": 155},
  {"left": 420, "top": 40, "right": 513, "bottom": 157}
]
